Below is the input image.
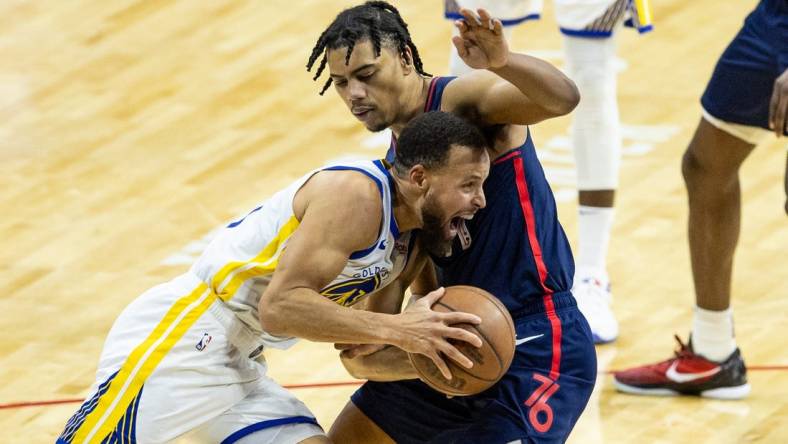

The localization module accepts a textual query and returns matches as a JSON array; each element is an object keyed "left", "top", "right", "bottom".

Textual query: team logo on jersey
[
  {"left": 458, "top": 220, "right": 472, "bottom": 250},
  {"left": 321, "top": 274, "right": 383, "bottom": 307},
  {"left": 393, "top": 239, "right": 409, "bottom": 255}
]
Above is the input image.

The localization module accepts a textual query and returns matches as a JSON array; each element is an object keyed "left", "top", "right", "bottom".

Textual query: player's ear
[
  {"left": 400, "top": 47, "right": 414, "bottom": 74},
  {"left": 409, "top": 164, "right": 427, "bottom": 188}
]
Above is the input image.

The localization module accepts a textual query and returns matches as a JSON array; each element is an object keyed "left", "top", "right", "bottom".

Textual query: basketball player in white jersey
[
  {"left": 444, "top": 0, "right": 654, "bottom": 343},
  {"left": 56, "top": 111, "right": 489, "bottom": 444}
]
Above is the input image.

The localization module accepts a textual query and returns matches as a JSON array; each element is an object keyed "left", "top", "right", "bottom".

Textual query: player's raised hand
[
  {"left": 452, "top": 8, "right": 509, "bottom": 70},
  {"left": 769, "top": 68, "right": 788, "bottom": 138},
  {"left": 395, "top": 287, "right": 483, "bottom": 380}
]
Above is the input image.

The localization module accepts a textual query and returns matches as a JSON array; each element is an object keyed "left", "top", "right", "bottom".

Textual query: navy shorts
[
  {"left": 701, "top": 0, "right": 788, "bottom": 133},
  {"left": 351, "top": 292, "right": 596, "bottom": 444}
]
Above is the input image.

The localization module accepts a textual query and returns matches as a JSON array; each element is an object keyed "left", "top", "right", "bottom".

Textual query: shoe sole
[
  {"left": 613, "top": 380, "right": 751, "bottom": 400},
  {"left": 592, "top": 333, "right": 617, "bottom": 344}
]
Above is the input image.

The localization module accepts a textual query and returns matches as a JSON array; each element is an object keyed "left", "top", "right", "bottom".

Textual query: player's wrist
[
  {"left": 375, "top": 312, "right": 406, "bottom": 348},
  {"left": 486, "top": 52, "right": 512, "bottom": 72}
]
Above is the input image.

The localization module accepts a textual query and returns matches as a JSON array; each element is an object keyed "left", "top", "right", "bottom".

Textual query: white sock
[
  {"left": 691, "top": 306, "right": 737, "bottom": 362},
  {"left": 576, "top": 206, "right": 614, "bottom": 282}
]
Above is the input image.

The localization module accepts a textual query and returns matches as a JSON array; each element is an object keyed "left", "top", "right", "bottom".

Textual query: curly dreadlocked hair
[{"left": 306, "top": 1, "right": 431, "bottom": 95}]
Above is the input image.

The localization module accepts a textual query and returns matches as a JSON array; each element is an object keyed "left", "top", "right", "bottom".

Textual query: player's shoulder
[
  {"left": 301, "top": 167, "right": 384, "bottom": 215},
  {"left": 441, "top": 70, "right": 501, "bottom": 111}
]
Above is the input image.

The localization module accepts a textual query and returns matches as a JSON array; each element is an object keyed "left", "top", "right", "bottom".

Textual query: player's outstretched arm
[
  {"left": 338, "top": 344, "right": 417, "bottom": 381},
  {"left": 445, "top": 7, "right": 580, "bottom": 125},
  {"left": 258, "top": 171, "right": 481, "bottom": 379}
]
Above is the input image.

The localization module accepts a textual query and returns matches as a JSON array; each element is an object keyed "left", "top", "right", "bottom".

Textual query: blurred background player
[
  {"left": 614, "top": 0, "right": 787, "bottom": 399},
  {"left": 444, "top": 0, "right": 653, "bottom": 343}
]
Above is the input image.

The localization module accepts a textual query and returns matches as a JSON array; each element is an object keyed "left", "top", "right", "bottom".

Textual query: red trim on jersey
[
  {"left": 424, "top": 77, "right": 439, "bottom": 111},
  {"left": 390, "top": 78, "right": 439, "bottom": 154},
  {"left": 493, "top": 150, "right": 519, "bottom": 165},
  {"left": 512, "top": 155, "right": 563, "bottom": 380}
]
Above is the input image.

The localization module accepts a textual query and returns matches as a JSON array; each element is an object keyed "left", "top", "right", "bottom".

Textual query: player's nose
[
  {"left": 348, "top": 79, "right": 366, "bottom": 100},
  {"left": 472, "top": 188, "right": 486, "bottom": 210}
]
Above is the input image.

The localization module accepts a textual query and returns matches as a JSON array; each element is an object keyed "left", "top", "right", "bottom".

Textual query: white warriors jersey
[{"left": 188, "top": 159, "right": 412, "bottom": 349}]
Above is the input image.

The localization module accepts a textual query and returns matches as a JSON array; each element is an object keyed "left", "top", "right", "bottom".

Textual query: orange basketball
[{"left": 408, "top": 285, "right": 516, "bottom": 396}]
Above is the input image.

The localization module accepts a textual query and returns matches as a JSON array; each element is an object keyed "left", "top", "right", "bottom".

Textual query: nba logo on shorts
[{"left": 195, "top": 333, "right": 212, "bottom": 351}]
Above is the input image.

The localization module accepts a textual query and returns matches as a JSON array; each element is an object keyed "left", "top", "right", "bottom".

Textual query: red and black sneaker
[{"left": 613, "top": 335, "right": 750, "bottom": 399}]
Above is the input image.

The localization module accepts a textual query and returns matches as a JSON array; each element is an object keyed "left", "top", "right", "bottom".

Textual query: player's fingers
[
  {"left": 441, "top": 343, "right": 474, "bottom": 369},
  {"left": 776, "top": 92, "right": 788, "bottom": 137},
  {"left": 443, "top": 325, "right": 483, "bottom": 348},
  {"left": 421, "top": 287, "right": 446, "bottom": 306},
  {"left": 440, "top": 310, "right": 482, "bottom": 326},
  {"left": 342, "top": 344, "right": 372, "bottom": 359},
  {"left": 428, "top": 351, "right": 453, "bottom": 379},
  {"left": 334, "top": 343, "right": 355, "bottom": 350},
  {"left": 459, "top": 7, "right": 483, "bottom": 27},
  {"left": 454, "top": 19, "right": 467, "bottom": 34},
  {"left": 492, "top": 18, "right": 504, "bottom": 36},
  {"left": 769, "top": 80, "right": 780, "bottom": 133},
  {"left": 451, "top": 36, "right": 469, "bottom": 58},
  {"left": 477, "top": 8, "right": 495, "bottom": 30}
]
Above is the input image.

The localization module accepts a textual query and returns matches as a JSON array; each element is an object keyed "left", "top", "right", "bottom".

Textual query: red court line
[
  {"left": 3, "top": 366, "right": 787, "bottom": 411},
  {"left": 0, "top": 381, "right": 365, "bottom": 410}
]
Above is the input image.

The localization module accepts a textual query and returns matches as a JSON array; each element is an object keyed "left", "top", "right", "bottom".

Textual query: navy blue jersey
[{"left": 386, "top": 77, "right": 575, "bottom": 316}]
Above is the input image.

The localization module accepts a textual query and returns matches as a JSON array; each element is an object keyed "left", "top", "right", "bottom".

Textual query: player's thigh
[
  {"left": 329, "top": 400, "right": 395, "bottom": 444},
  {"left": 192, "top": 371, "right": 325, "bottom": 444}
]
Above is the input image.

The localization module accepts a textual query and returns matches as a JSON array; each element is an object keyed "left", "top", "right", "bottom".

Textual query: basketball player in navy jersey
[
  {"left": 442, "top": 0, "right": 655, "bottom": 344},
  {"left": 307, "top": 2, "right": 596, "bottom": 442},
  {"left": 614, "top": 0, "right": 787, "bottom": 400}
]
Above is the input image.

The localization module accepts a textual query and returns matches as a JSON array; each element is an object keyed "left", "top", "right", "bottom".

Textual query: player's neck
[
  {"left": 388, "top": 168, "right": 423, "bottom": 233},
  {"left": 389, "top": 76, "right": 432, "bottom": 138}
]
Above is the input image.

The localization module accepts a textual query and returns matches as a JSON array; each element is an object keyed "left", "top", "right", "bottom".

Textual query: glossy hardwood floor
[{"left": 0, "top": 1, "right": 785, "bottom": 442}]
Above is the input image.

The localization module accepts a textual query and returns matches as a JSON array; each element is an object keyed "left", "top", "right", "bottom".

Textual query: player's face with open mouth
[
  {"left": 420, "top": 145, "right": 489, "bottom": 256},
  {"left": 327, "top": 40, "right": 412, "bottom": 132}
]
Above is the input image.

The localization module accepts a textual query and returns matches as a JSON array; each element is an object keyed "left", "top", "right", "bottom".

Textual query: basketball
[{"left": 408, "top": 285, "right": 516, "bottom": 396}]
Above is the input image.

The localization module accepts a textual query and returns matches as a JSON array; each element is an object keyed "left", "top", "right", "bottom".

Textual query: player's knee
[
  {"left": 682, "top": 147, "right": 740, "bottom": 195},
  {"left": 681, "top": 148, "right": 702, "bottom": 186}
]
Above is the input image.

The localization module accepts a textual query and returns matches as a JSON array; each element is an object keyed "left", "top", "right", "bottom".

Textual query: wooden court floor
[{"left": 1, "top": 0, "right": 786, "bottom": 442}]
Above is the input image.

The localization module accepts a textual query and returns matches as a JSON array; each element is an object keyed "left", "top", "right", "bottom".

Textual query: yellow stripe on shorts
[{"left": 72, "top": 282, "right": 213, "bottom": 443}]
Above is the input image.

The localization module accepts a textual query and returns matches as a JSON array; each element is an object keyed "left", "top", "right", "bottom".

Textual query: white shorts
[
  {"left": 57, "top": 273, "right": 324, "bottom": 444},
  {"left": 444, "top": 0, "right": 653, "bottom": 37}
]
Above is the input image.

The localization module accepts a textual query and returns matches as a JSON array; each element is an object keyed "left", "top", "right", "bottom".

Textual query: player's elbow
[
  {"left": 553, "top": 81, "right": 581, "bottom": 116},
  {"left": 258, "top": 293, "right": 289, "bottom": 337}
]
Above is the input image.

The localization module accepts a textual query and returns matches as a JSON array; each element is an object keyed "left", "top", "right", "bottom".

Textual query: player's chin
[
  {"left": 422, "top": 227, "right": 455, "bottom": 257},
  {"left": 366, "top": 121, "right": 389, "bottom": 132}
]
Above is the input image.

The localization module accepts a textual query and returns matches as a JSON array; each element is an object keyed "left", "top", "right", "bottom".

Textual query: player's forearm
[
  {"left": 259, "top": 288, "right": 401, "bottom": 345},
  {"left": 341, "top": 346, "right": 418, "bottom": 381},
  {"left": 490, "top": 52, "right": 580, "bottom": 116}
]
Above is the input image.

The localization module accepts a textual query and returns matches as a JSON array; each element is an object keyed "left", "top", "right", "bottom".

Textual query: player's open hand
[
  {"left": 452, "top": 8, "right": 509, "bottom": 70},
  {"left": 396, "top": 287, "right": 483, "bottom": 380},
  {"left": 769, "top": 68, "right": 788, "bottom": 137}
]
